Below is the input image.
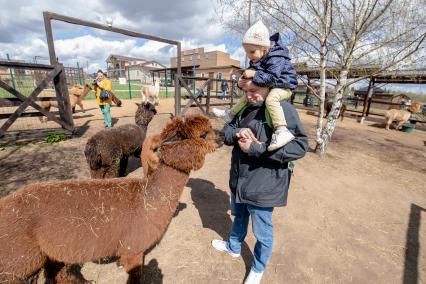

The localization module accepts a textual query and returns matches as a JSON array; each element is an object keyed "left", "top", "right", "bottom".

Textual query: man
[{"left": 211, "top": 81, "right": 308, "bottom": 284}]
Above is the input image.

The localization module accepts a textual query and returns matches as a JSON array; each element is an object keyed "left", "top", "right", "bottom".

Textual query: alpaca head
[
  {"left": 135, "top": 102, "right": 157, "bottom": 127},
  {"left": 409, "top": 102, "right": 422, "bottom": 114},
  {"left": 142, "top": 114, "right": 216, "bottom": 174}
]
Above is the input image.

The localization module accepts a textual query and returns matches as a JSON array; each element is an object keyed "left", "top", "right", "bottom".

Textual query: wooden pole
[
  {"left": 53, "top": 64, "right": 74, "bottom": 131},
  {"left": 43, "top": 12, "right": 57, "bottom": 65},
  {"left": 230, "top": 79, "right": 235, "bottom": 107},
  {"left": 206, "top": 73, "right": 213, "bottom": 114},
  {"left": 176, "top": 42, "right": 182, "bottom": 116},
  {"left": 360, "top": 77, "right": 375, "bottom": 124}
]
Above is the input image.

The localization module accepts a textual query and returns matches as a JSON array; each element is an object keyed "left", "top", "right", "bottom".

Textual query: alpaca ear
[{"left": 135, "top": 102, "right": 141, "bottom": 106}]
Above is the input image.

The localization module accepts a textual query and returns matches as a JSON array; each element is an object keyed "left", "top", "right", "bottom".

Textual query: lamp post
[{"left": 106, "top": 17, "right": 113, "bottom": 28}]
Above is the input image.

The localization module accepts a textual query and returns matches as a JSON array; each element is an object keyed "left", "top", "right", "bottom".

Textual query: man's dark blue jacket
[
  {"left": 223, "top": 102, "right": 308, "bottom": 207},
  {"left": 251, "top": 33, "right": 298, "bottom": 90}
]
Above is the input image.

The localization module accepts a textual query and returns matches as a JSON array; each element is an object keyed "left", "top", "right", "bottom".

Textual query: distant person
[
  {"left": 93, "top": 69, "right": 113, "bottom": 128},
  {"left": 212, "top": 20, "right": 298, "bottom": 151},
  {"left": 221, "top": 80, "right": 229, "bottom": 100},
  {"left": 353, "top": 95, "right": 360, "bottom": 109}
]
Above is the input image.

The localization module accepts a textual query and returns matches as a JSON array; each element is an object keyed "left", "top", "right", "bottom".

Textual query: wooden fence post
[
  {"left": 53, "top": 63, "right": 74, "bottom": 131},
  {"left": 206, "top": 73, "right": 213, "bottom": 114},
  {"left": 230, "top": 79, "right": 235, "bottom": 107}
]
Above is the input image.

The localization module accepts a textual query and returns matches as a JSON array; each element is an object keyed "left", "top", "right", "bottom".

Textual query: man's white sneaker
[
  {"left": 267, "top": 127, "right": 295, "bottom": 151},
  {"left": 244, "top": 270, "right": 264, "bottom": 284},
  {"left": 211, "top": 240, "right": 240, "bottom": 258}
]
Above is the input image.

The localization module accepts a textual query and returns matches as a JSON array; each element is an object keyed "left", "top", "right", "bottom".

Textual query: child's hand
[
  {"left": 243, "top": 69, "right": 256, "bottom": 78},
  {"left": 238, "top": 78, "right": 250, "bottom": 88}
]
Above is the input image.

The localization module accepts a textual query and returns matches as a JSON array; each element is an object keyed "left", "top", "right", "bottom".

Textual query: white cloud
[{"left": 0, "top": 0, "right": 244, "bottom": 72}]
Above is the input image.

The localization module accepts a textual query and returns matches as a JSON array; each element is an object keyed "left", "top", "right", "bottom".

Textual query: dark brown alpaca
[
  {"left": 0, "top": 114, "right": 216, "bottom": 284},
  {"left": 84, "top": 102, "right": 157, "bottom": 178}
]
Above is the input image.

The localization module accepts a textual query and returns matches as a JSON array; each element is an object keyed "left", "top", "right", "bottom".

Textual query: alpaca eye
[{"left": 200, "top": 132, "right": 208, "bottom": 139}]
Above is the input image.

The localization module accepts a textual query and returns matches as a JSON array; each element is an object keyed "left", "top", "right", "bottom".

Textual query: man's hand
[
  {"left": 243, "top": 69, "right": 256, "bottom": 78},
  {"left": 238, "top": 137, "right": 253, "bottom": 153}
]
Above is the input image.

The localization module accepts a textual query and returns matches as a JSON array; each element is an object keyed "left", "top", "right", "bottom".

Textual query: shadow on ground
[{"left": 187, "top": 178, "right": 253, "bottom": 275}]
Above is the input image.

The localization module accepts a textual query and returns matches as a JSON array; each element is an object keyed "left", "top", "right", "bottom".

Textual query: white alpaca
[{"left": 141, "top": 78, "right": 160, "bottom": 106}]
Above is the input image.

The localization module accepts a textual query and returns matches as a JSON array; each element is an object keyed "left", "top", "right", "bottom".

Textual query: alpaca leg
[
  {"left": 0, "top": 240, "right": 45, "bottom": 283},
  {"left": 385, "top": 119, "right": 391, "bottom": 130},
  {"left": 396, "top": 120, "right": 405, "bottom": 130},
  {"left": 55, "top": 264, "right": 92, "bottom": 284},
  {"left": 119, "top": 157, "right": 129, "bottom": 177},
  {"left": 120, "top": 254, "right": 144, "bottom": 284},
  {"left": 44, "top": 258, "right": 65, "bottom": 283},
  {"left": 78, "top": 102, "right": 85, "bottom": 113},
  {"left": 103, "top": 162, "right": 121, "bottom": 178}
]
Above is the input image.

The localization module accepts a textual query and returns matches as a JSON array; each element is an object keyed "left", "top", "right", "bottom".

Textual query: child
[{"left": 212, "top": 20, "right": 298, "bottom": 151}]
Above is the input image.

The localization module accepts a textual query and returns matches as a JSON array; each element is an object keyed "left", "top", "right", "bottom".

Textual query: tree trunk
[
  {"left": 315, "top": 46, "right": 327, "bottom": 148},
  {"left": 316, "top": 69, "right": 348, "bottom": 155}
]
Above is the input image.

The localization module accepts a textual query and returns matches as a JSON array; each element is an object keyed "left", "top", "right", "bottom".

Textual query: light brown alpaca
[
  {"left": 0, "top": 114, "right": 216, "bottom": 284},
  {"left": 384, "top": 102, "right": 422, "bottom": 130},
  {"left": 141, "top": 78, "right": 160, "bottom": 106},
  {"left": 39, "top": 84, "right": 92, "bottom": 122}
]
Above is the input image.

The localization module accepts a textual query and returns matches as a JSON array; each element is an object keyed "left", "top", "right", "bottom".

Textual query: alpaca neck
[
  {"left": 78, "top": 87, "right": 91, "bottom": 102},
  {"left": 140, "top": 163, "right": 188, "bottom": 217}
]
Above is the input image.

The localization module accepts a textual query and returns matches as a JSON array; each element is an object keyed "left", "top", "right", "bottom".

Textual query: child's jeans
[
  {"left": 227, "top": 193, "right": 274, "bottom": 273},
  {"left": 229, "top": 88, "right": 292, "bottom": 128}
]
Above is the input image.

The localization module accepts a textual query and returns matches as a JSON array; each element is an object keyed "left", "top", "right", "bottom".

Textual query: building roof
[
  {"left": 106, "top": 54, "right": 147, "bottom": 62},
  {"left": 195, "top": 65, "right": 241, "bottom": 71}
]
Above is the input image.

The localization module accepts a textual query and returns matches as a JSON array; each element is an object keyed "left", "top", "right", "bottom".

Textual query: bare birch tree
[{"left": 216, "top": 0, "right": 426, "bottom": 155}]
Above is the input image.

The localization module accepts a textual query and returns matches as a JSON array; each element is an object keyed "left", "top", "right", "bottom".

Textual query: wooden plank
[
  {"left": 0, "top": 112, "right": 57, "bottom": 119},
  {"left": 44, "top": 11, "right": 179, "bottom": 46},
  {"left": 0, "top": 61, "right": 54, "bottom": 70},
  {"left": 0, "top": 71, "right": 72, "bottom": 137},
  {"left": 0, "top": 98, "right": 57, "bottom": 107},
  {"left": 176, "top": 42, "right": 181, "bottom": 116},
  {"left": 181, "top": 79, "right": 210, "bottom": 115},
  {"left": 177, "top": 75, "right": 206, "bottom": 115},
  {"left": 230, "top": 80, "right": 235, "bottom": 107},
  {"left": 0, "top": 67, "right": 62, "bottom": 136},
  {"left": 206, "top": 73, "right": 213, "bottom": 114},
  {"left": 53, "top": 64, "right": 74, "bottom": 130},
  {"left": 43, "top": 12, "right": 57, "bottom": 64}
]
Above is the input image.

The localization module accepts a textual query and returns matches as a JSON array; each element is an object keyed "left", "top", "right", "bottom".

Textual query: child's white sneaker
[
  {"left": 211, "top": 240, "right": 240, "bottom": 258},
  {"left": 244, "top": 270, "right": 264, "bottom": 284},
  {"left": 211, "top": 108, "right": 233, "bottom": 121},
  {"left": 268, "top": 127, "right": 295, "bottom": 151}
]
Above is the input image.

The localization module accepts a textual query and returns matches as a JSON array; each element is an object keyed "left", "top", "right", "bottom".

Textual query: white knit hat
[{"left": 242, "top": 20, "right": 270, "bottom": 47}]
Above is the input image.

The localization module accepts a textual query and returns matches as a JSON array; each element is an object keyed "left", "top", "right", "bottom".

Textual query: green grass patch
[{"left": 45, "top": 133, "right": 67, "bottom": 143}]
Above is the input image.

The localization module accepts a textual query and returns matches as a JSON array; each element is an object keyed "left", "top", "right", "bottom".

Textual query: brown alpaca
[
  {"left": 0, "top": 114, "right": 216, "bottom": 283},
  {"left": 39, "top": 84, "right": 92, "bottom": 122},
  {"left": 384, "top": 103, "right": 422, "bottom": 130},
  {"left": 325, "top": 100, "right": 346, "bottom": 121},
  {"left": 84, "top": 102, "right": 157, "bottom": 178}
]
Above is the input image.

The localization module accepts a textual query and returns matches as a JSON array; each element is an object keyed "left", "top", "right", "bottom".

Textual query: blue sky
[{"left": 0, "top": 0, "right": 246, "bottom": 73}]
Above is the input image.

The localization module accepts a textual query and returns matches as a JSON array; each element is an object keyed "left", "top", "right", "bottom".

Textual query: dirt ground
[{"left": 0, "top": 98, "right": 425, "bottom": 284}]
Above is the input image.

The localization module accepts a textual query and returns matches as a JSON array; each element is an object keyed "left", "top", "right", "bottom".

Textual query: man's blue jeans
[
  {"left": 100, "top": 104, "right": 112, "bottom": 127},
  {"left": 227, "top": 193, "right": 274, "bottom": 273}
]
